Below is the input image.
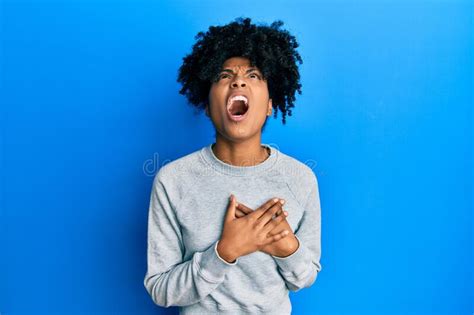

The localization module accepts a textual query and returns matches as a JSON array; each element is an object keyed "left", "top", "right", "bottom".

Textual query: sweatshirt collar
[{"left": 200, "top": 142, "right": 279, "bottom": 177}]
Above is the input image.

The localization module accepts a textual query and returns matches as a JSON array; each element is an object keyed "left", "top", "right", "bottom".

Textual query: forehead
[{"left": 221, "top": 57, "right": 259, "bottom": 71}]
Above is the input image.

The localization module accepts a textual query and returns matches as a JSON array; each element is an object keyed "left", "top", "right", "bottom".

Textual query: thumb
[{"left": 225, "top": 194, "right": 237, "bottom": 222}]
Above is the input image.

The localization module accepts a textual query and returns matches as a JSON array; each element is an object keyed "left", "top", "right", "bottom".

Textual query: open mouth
[
  {"left": 227, "top": 95, "right": 249, "bottom": 121},
  {"left": 229, "top": 100, "right": 249, "bottom": 116}
]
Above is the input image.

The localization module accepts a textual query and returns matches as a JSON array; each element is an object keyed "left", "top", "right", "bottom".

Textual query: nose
[{"left": 230, "top": 76, "right": 246, "bottom": 88}]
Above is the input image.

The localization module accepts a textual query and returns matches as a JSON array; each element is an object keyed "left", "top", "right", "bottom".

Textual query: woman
[{"left": 144, "top": 17, "right": 322, "bottom": 314}]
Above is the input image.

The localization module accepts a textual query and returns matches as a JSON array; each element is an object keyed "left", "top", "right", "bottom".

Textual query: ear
[{"left": 267, "top": 99, "right": 273, "bottom": 116}]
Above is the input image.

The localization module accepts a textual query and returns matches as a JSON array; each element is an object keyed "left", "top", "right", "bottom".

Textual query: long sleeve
[
  {"left": 271, "top": 173, "right": 323, "bottom": 292},
  {"left": 143, "top": 173, "right": 238, "bottom": 308}
]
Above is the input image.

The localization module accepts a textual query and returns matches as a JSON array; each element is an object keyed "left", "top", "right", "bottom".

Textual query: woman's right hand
[{"left": 216, "top": 194, "right": 290, "bottom": 263}]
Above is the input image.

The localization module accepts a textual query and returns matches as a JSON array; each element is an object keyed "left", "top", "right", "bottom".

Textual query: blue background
[{"left": 1, "top": 0, "right": 472, "bottom": 314}]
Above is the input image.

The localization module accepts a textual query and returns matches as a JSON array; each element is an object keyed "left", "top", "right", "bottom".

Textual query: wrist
[
  {"left": 277, "top": 235, "right": 299, "bottom": 257},
  {"left": 286, "top": 235, "right": 299, "bottom": 255},
  {"left": 217, "top": 239, "right": 238, "bottom": 263}
]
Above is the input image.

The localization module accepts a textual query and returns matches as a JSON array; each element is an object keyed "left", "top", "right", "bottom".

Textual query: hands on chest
[
  {"left": 216, "top": 195, "right": 300, "bottom": 263},
  {"left": 235, "top": 198, "right": 299, "bottom": 258}
]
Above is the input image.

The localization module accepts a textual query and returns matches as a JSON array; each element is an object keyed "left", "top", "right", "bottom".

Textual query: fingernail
[
  {"left": 280, "top": 199, "right": 285, "bottom": 205},
  {"left": 273, "top": 198, "right": 279, "bottom": 202},
  {"left": 284, "top": 211, "right": 288, "bottom": 216}
]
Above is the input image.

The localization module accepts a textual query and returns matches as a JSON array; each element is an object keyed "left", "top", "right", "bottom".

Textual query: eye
[
  {"left": 249, "top": 73, "right": 260, "bottom": 79},
  {"left": 219, "top": 74, "right": 230, "bottom": 79}
]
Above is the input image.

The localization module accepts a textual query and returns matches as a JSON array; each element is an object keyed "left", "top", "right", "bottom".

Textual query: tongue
[{"left": 230, "top": 100, "right": 247, "bottom": 116}]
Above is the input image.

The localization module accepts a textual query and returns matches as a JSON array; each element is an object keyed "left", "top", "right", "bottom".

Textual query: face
[{"left": 206, "top": 56, "right": 272, "bottom": 142}]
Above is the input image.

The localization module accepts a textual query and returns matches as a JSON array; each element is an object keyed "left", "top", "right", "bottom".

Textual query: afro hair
[{"left": 177, "top": 17, "right": 303, "bottom": 126}]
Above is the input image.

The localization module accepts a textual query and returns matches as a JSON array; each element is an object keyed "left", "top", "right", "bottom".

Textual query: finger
[
  {"left": 262, "top": 210, "right": 287, "bottom": 235},
  {"left": 274, "top": 207, "right": 285, "bottom": 217},
  {"left": 265, "top": 230, "right": 289, "bottom": 245},
  {"left": 235, "top": 209, "right": 246, "bottom": 218},
  {"left": 266, "top": 211, "right": 289, "bottom": 236},
  {"left": 251, "top": 197, "right": 280, "bottom": 219},
  {"left": 256, "top": 202, "right": 282, "bottom": 229},
  {"left": 225, "top": 194, "right": 237, "bottom": 222},
  {"left": 236, "top": 202, "right": 253, "bottom": 214},
  {"left": 276, "top": 199, "right": 286, "bottom": 215}
]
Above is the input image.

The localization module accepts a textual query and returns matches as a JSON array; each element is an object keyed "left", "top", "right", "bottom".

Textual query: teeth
[{"left": 228, "top": 95, "right": 248, "bottom": 108}]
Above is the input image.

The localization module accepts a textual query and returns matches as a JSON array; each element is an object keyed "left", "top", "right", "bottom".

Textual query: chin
[{"left": 224, "top": 126, "right": 262, "bottom": 141}]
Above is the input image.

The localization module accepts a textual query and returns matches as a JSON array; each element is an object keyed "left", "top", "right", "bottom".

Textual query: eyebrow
[{"left": 219, "top": 68, "right": 260, "bottom": 74}]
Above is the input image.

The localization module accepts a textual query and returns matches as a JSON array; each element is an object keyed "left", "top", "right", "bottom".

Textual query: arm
[
  {"left": 143, "top": 173, "right": 238, "bottom": 307},
  {"left": 271, "top": 173, "right": 322, "bottom": 292}
]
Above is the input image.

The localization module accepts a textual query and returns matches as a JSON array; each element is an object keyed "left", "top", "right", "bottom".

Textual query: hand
[
  {"left": 216, "top": 195, "right": 291, "bottom": 263},
  {"left": 235, "top": 198, "right": 299, "bottom": 257}
]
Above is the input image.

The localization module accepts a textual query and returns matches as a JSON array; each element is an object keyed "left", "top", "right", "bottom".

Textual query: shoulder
[
  {"left": 276, "top": 149, "right": 319, "bottom": 186},
  {"left": 274, "top": 148, "right": 320, "bottom": 206},
  {"left": 152, "top": 146, "right": 205, "bottom": 205},
  {"left": 155, "top": 147, "right": 202, "bottom": 182}
]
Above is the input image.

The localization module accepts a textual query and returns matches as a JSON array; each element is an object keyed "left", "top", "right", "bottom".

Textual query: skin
[
  {"left": 207, "top": 57, "right": 299, "bottom": 262},
  {"left": 217, "top": 195, "right": 293, "bottom": 262},
  {"left": 205, "top": 56, "right": 273, "bottom": 166},
  {"left": 235, "top": 199, "right": 299, "bottom": 258}
]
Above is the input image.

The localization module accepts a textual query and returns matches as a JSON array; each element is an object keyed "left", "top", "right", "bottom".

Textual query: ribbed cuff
[
  {"left": 195, "top": 240, "right": 238, "bottom": 283},
  {"left": 271, "top": 235, "right": 311, "bottom": 275}
]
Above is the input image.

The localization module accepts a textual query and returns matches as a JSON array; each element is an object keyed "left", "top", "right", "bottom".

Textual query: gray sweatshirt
[{"left": 143, "top": 143, "right": 322, "bottom": 314}]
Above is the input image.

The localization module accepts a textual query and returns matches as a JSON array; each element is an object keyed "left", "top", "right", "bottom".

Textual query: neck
[{"left": 211, "top": 135, "right": 270, "bottom": 167}]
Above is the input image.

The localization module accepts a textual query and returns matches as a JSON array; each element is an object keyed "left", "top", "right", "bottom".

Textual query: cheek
[
  {"left": 250, "top": 98, "right": 270, "bottom": 117},
  {"left": 207, "top": 97, "right": 219, "bottom": 116}
]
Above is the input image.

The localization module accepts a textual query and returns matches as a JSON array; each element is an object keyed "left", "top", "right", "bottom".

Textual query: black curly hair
[{"left": 177, "top": 17, "right": 303, "bottom": 127}]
